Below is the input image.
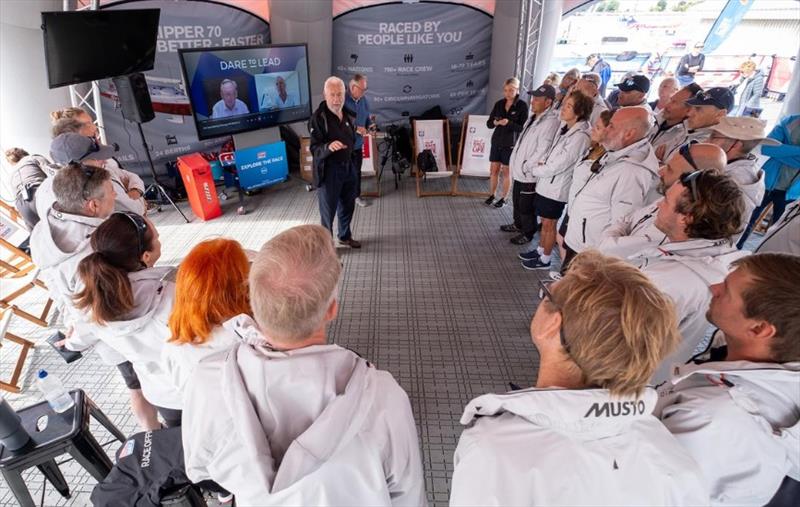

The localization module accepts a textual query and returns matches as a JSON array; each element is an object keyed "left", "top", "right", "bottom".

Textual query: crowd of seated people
[{"left": 2, "top": 75, "right": 798, "bottom": 506}]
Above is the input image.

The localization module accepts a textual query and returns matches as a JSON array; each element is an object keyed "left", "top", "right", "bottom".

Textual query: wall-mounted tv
[
  {"left": 178, "top": 44, "right": 312, "bottom": 140},
  {"left": 41, "top": 9, "right": 160, "bottom": 89}
]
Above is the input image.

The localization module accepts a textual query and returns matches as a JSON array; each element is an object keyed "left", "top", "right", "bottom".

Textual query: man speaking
[{"left": 309, "top": 76, "right": 361, "bottom": 248}]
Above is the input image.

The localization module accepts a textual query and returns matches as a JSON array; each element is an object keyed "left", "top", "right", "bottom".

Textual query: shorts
[
  {"left": 534, "top": 193, "right": 567, "bottom": 220},
  {"left": 116, "top": 361, "right": 141, "bottom": 390},
  {"left": 489, "top": 145, "right": 512, "bottom": 165}
]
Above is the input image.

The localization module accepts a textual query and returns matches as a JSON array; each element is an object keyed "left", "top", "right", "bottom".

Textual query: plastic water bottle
[{"left": 36, "top": 370, "right": 74, "bottom": 413}]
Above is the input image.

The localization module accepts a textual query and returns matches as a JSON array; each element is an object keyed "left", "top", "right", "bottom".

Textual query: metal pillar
[{"left": 515, "top": 0, "right": 544, "bottom": 94}]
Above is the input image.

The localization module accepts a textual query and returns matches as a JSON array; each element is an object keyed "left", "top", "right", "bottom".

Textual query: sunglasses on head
[
  {"left": 678, "top": 141, "right": 700, "bottom": 172},
  {"left": 74, "top": 164, "right": 98, "bottom": 201},
  {"left": 537, "top": 279, "right": 571, "bottom": 355},
  {"left": 76, "top": 138, "right": 101, "bottom": 162},
  {"left": 679, "top": 170, "right": 703, "bottom": 202},
  {"left": 114, "top": 211, "right": 148, "bottom": 255}
]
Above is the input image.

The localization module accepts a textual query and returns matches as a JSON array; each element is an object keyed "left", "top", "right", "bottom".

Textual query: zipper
[{"left": 581, "top": 218, "right": 587, "bottom": 244}]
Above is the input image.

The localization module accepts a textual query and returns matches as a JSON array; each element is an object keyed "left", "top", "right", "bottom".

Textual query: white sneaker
[
  {"left": 355, "top": 197, "right": 371, "bottom": 207},
  {"left": 548, "top": 271, "right": 563, "bottom": 281},
  {"left": 217, "top": 492, "right": 234, "bottom": 504}
]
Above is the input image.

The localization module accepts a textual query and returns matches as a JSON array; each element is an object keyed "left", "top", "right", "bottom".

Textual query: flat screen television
[
  {"left": 41, "top": 9, "right": 160, "bottom": 89},
  {"left": 178, "top": 44, "right": 312, "bottom": 140}
]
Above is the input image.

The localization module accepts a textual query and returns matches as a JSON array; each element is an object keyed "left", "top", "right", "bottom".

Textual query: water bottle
[{"left": 36, "top": 370, "right": 75, "bottom": 413}]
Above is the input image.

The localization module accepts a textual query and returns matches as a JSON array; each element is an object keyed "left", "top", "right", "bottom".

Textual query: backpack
[{"left": 416, "top": 149, "right": 438, "bottom": 173}]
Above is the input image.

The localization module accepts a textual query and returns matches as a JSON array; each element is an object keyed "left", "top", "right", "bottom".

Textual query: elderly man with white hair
[
  {"left": 309, "top": 76, "right": 361, "bottom": 248},
  {"left": 574, "top": 75, "right": 608, "bottom": 126},
  {"left": 182, "top": 224, "right": 426, "bottom": 505}
]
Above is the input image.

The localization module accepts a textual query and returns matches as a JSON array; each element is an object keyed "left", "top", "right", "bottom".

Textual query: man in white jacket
[
  {"left": 563, "top": 107, "right": 660, "bottom": 257},
  {"left": 755, "top": 199, "right": 799, "bottom": 254},
  {"left": 182, "top": 224, "right": 426, "bottom": 506},
  {"left": 656, "top": 253, "right": 800, "bottom": 506},
  {"left": 658, "top": 87, "right": 735, "bottom": 163},
  {"left": 574, "top": 76, "right": 608, "bottom": 126},
  {"left": 598, "top": 143, "right": 727, "bottom": 259},
  {"left": 630, "top": 170, "right": 748, "bottom": 383},
  {"left": 450, "top": 250, "right": 708, "bottom": 506},
  {"left": 650, "top": 83, "right": 703, "bottom": 162},
  {"left": 502, "top": 84, "right": 560, "bottom": 245}
]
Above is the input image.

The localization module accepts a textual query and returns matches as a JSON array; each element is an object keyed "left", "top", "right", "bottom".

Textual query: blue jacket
[
  {"left": 345, "top": 91, "right": 372, "bottom": 150},
  {"left": 761, "top": 114, "right": 800, "bottom": 200}
]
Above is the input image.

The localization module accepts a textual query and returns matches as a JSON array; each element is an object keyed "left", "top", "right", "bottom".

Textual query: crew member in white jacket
[
  {"left": 630, "top": 171, "right": 748, "bottom": 384},
  {"left": 182, "top": 225, "right": 426, "bottom": 506},
  {"left": 598, "top": 143, "right": 727, "bottom": 259},
  {"left": 522, "top": 91, "right": 593, "bottom": 270},
  {"left": 501, "top": 84, "right": 560, "bottom": 245},
  {"left": 450, "top": 250, "right": 708, "bottom": 506},
  {"left": 30, "top": 163, "right": 160, "bottom": 430},
  {"left": 650, "top": 83, "right": 703, "bottom": 162},
  {"left": 656, "top": 253, "right": 800, "bottom": 506},
  {"left": 574, "top": 76, "right": 608, "bottom": 126},
  {"left": 755, "top": 199, "right": 799, "bottom": 254},
  {"left": 58, "top": 212, "right": 183, "bottom": 427},
  {"left": 563, "top": 107, "right": 660, "bottom": 256}
]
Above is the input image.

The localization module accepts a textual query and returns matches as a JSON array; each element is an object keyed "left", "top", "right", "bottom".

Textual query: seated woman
[
  {"left": 450, "top": 250, "right": 709, "bottom": 506},
  {"left": 63, "top": 212, "right": 183, "bottom": 427},
  {"left": 163, "top": 238, "right": 252, "bottom": 395}
]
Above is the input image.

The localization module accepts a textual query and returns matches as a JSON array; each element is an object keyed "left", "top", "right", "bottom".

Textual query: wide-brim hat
[{"left": 710, "top": 117, "right": 781, "bottom": 145}]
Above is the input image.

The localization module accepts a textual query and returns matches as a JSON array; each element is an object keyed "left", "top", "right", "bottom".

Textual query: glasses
[
  {"left": 76, "top": 138, "right": 101, "bottom": 162},
  {"left": 679, "top": 170, "right": 703, "bottom": 202},
  {"left": 537, "top": 279, "right": 571, "bottom": 355},
  {"left": 678, "top": 142, "right": 700, "bottom": 172},
  {"left": 115, "top": 211, "right": 148, "bottom": 255},
  {"left": 353, "top": 82, "right": 367, "bottom": 92},
  {"left": 76, "top": 164, "right": 97, "bottom": 201}
]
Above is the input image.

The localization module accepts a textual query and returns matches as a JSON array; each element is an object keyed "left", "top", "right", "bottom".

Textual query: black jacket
[
  {"left": 308, "top": 100, "right": 357, "bottom": 188},
  {"left": 487, "top": 96, "right": 529, "bottom": 149}
]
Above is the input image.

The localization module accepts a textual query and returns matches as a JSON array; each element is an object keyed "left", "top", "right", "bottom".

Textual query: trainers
[
  {"left": 510, "top": 234, "right": 531, "bottom": 245},
  {"left": 500, "top": 223, "right": 519, "bottom": 233},
  {"left": 518, "top": 249, "right": 541, "bottom": 261},
  {"left": 522, "top": 257, "right": 551, "bottom": 270},
  {"left": 493, "top": 198, "right": 506, "bottom": 208},
  {"left": 217, "top": 492, "right": 234, "bottom": 504},
  {"left": 355, "top": 197, "right": 371, "bottom": 207},
  {"left": 484, "top": 195, "right": 495, "bottom": 206},
  {"left": 549, "top": 271, "right": 563, "bottom": 281},
  {"left": 338, "top": 238, "right": 362, "bottom": 249}
]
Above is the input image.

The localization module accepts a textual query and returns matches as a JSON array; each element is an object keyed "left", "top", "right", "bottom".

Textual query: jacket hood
[
  {"left": 30, "top": 209, "right": 104, "bottom": 269},
  {"left": 632, "top": 237, "right": 745, "bottom": 284},
  {"left": 100, "top": 266, "right": 175, "bottom": 333},
  {"left": 461, "top": 387, "right": 658, "bottom": 440},
  {"left": 602, "top": 137, "right": 659, "bottom": 177},
  {"left": 219, "top": 315, "right": 377, "bottom": 494}
]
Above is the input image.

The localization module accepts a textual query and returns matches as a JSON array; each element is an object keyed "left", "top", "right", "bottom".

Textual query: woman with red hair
[{"left": 163, "top": 238, "right": 252, "bottom": 394}]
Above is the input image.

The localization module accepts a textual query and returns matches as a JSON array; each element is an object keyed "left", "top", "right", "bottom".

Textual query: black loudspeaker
[{"left": 112, "top": 72, "right": 155, "bottom": 123}]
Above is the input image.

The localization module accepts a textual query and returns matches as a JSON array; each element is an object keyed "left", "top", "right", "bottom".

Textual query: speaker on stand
[{"left": 112, "top": 73, "right": 189, "bottom": 222}]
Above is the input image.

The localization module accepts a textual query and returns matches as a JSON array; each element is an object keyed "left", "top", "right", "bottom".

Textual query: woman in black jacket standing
[{"left": 486, "top": 77, "right": 528, "bottom": 208}]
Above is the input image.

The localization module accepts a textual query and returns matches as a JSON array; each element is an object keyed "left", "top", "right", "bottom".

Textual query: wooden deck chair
[
  {"left": 1, "top": 267, "right": 53, "bottom": 328},
  {"left": 752, "top": 202, "right": 774, "bottom": 235},
  {"left": 0, "top": 312, "right": 35, "bottom": 393},
  {"left": 360, "top": 134, "right": 382, "bottom": 198},
  {"left": 412, "top": 119, "right": 454, "bottom": 197},
  {"left": 453, "top": 114, "right": 492, "bottom": 197},
  {"left": 0, "top": 211, "right": 34, "bottom": 278}
]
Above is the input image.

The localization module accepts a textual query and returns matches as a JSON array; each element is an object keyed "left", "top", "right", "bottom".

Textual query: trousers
[
  {"left": 318, "top": 159, "right": 357, "bottom": 241},
  {"left": 512, "top": 180, "right": 537, "bottom": 239}
]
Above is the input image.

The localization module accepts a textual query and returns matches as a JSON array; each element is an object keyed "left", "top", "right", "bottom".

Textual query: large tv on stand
[{"left": 178, "top": 44, "right": 312, "bottom": 141}]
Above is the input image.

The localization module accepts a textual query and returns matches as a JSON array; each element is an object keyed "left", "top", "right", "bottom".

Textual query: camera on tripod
[{"left": 380, "top": 124, "right": 411, "bottom": 177}]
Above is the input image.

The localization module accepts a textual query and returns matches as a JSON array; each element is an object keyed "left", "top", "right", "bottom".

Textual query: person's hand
[
  {"left": 128, "top": 189, "right": 143, "bottom": 200},
  {"left": 655, "top": 144, "right": 666, "bottom": 161},
  {"left": 356, "top": 126, "right": 368, "bottom": 136},
  {"left": 328, "top": 141, "right": 346, "bottom": 151},
  {"left": 498, "top": 118, "right": 509, "bottom": 126}
]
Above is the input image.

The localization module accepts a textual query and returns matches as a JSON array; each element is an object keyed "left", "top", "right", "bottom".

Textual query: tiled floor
[{"left": 1, "top": 174, "right": 546, "bottom": 506}]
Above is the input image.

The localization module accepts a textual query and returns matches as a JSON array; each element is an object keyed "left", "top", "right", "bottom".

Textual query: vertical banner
[
  {"left": 332, "top": 1, "right": 493, "bottom": 126},
  {"left": 459, "top": 115, "right": 492, "bottom": 177},
  {"left": 414, "top": 120, "right": 449, "bottom": 172},
  {"left": 100, "top": 0, "right": 270, "bottom": 177},
  {"left": 703, "top": 0, "right": 754, "bottom": 54}
]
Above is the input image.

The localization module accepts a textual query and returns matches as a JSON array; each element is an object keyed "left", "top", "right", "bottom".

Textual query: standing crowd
[{"left": 2, "top": 62, "right": 799, "bottom": 506}]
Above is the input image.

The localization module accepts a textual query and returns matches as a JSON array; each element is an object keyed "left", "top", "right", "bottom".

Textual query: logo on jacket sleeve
[{"left": 584, "top": 400, "right": 647, "bottom": 417}]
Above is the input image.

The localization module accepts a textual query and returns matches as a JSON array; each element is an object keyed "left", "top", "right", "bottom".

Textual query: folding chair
[
  {"left": 0, "top": 312, "right": 35, "bottom": 393},
  {"left": 412, "top": 119, "right": 455, "bottom": 198},
  {"left": 752, "top": 202, "right": 774, "bottom": 235},
  {"left": 452, "top": 114, "right": 492, "bottom": 198},
  {"left": 360, "top": 134, "right": 382, "bottom": 198}
]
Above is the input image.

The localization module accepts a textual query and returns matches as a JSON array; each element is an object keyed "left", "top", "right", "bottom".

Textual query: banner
[
  {"left": 332, "top": 1, "right": 492, "bottom": 126},
  {"left": 703, "top": 0, "right": 754, "bottom": 54},
  {"left": 99, "top": 0, "right": 270, "bottom": 177},
  {"left": 413, "top": 120, "right": 449, "bottom": 173},
  {"left": 234, "top": 141, "right": 288, "bottom": 191},
  {"left": 459, "top": 115, "right": 492, "bottom": 177}
]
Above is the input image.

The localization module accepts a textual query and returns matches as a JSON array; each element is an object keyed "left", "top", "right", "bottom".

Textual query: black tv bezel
[
  {"left": 41, "top": 9, "right": 160, "bottom": 89},
  {"left": 178, "top": 43, "right": 313, "bottom": 141}
]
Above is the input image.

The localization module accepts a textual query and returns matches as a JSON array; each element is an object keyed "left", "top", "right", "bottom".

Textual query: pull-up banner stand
[
  {"left": 360, "top": 133, "right": 382, "bottom": 197},
  {"left": 412, "top": 119, "right": 453, "bottom": 197},
  {"left": 454, "top": 114, "right": 492, "bottom": 197}
]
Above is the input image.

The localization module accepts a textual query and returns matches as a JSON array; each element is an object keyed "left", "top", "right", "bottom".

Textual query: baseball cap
[
  {"left": 685, "top": 87, "right": 735, "bottom": 111},
  {"left": 710, "top": 117, "right": 780, "bottom": 145},
  {"left": 615, "top": 75, "right": 650, "bottom": 93},
  {"left": 50, "top": 133, "right": 118, "bottom": 165},
  {"left": 528, "top": 84, "right": 556, "bottom": 100}
]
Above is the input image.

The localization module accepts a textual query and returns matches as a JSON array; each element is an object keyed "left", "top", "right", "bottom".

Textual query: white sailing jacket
[
  {"left": 660, "top": 123, "right": 714, "bottom": 162},
  {"left": 650, "top": 120, "right": 687, "bottom": 163},
  {"left": 450, "top": 387, "right": 708, "bottom": 506},
  {"left": 532, "top": 120, "right": 591, "bottom": 203},
  {"left": 656, "top": 355, "right": 800, "bottom": 505},
  {"left": 161, "top": 324, "right": 240, "bottom": 398},
  {"left": 756, "top": 199, "right": 800, "bottom": 254},
  {"left": 597, "top": 201, "right": 668, "bottom": 259},
  {"left": 182, "top": 315, "right": 427, "bottom": 507},
  {"left": 564, "top": 138, "right": 660, "bottom": 251},
  {"left": 725, "top": 155, "right": 766, "bottom": 236},
  {"left": 509, "top": 107, "right": 561, "bottom": 183},
  {"left": 629, "top": 238, "right": 748, "bottom": 384}
]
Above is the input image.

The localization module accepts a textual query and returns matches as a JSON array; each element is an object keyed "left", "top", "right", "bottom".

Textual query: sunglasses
[
  {"left": 537, "top": 279, "right": 571, "bottom": 355},
  {"left": 115, "top": 211, "right": 148, "bottom": 255},
  {"left": 76, "top": 164, "right": 98, "bottom": 201},
  {"left": 76, "top": 138, "right": 101, "bottom": 162},
  {"left": 679, "top": 170, "right": 703, "bottom": 202},
  {"left": 678, "top": 141, "right": 700, "bottom": 172}
]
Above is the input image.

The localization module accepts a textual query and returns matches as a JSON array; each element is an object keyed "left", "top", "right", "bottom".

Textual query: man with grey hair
[
  {"left": 182, "top": 224, "right": 426, "bottom": 505},
  {"left": 346, "top": 73, "right": 374, "bottom": 208},
  {"left": 575, "top": 77, "right": 608, "bottom": 126},
  {"left": 649, "top": 77, "right": 679, "bottom": 117},
  {"left": 309, "top": 76, "right": 361, "bottom": 248},
  {"left": 211, "top": 79, "right": 249, "bottom": 118}
]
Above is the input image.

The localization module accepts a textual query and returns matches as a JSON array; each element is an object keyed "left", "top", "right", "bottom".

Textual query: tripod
[
  {"left": 135, "top": 122, "right": 189, "bottom": 223},
  {"left": 379, "top": 129, "right": 410, "bottom": 190}
]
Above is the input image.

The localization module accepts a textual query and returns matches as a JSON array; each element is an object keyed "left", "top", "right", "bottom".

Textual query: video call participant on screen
[
  {"left": 211, "top": 79, "right": 249, "bottom": 119},
  {"left": 261, "top": 76, "right": 298, "bottom": 110},
  {"left": 309, "top": 76, "right": 361, "bottom": 249}
]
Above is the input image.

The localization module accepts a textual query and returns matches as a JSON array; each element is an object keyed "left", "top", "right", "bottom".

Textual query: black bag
[{"left": 416, "top": 149, "right": 438, "bottom": 173}]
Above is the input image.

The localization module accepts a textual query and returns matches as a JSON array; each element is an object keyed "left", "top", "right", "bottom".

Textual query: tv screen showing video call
[{"left": 179, "top": 44, "right": 312, "bottom": 140}]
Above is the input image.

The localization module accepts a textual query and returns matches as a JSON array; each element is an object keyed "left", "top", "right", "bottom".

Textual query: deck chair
[
  {"left": 453, "top": 114, "right": 492, "bottom": 198},
  {"left": 412, "top": 119, "right": 454, "bottom": 197},
  {"left": 0, "top": 312, "right": 35, "bottom": 393},
  {"left": 752, "top": 202, "right": 773, "bottom": 235},
  {"left": 360, "top": 134, "right": 382, "bottom": 198}
]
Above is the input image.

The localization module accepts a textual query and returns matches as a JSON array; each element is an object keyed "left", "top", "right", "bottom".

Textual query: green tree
[{"left": 656, "top": 0, "right": 668, "bottom": 12}]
